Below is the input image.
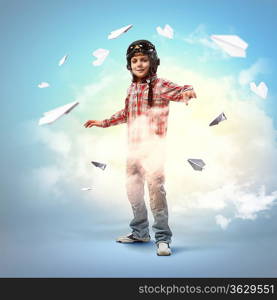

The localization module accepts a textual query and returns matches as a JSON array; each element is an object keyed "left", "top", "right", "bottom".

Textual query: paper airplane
[
  {"left": 250, "top": 81, "right": 268, "bottom": 99},
  {"left": 81, "top": 187, "right": 93, "bottom": 191},
  {"left": 209, "top": 112, "right": 227, "bottom": 126},
  {"left": 92, "top": 48, "right": 109, "bottom": 66},
  {"left": 58, "top": 54, "right": 68, "bottom": 66},
  {"left": 210, "top": 35, "right": 248, "bottom": 57},
  {"left": 156, "top": 24, "right": 174, "bottom": 39},
  {"left": 91, "top": 161, "right": 106, "bottom": 170},
  {"left": 187, "top": 159, "right": 205, "bottom": 171},
  {"left": 38, "top": 82, "right": 50, "bottom": 88},
  {"left": 38, "top": 101, "right": 79, "bottom": 126},
  {"left": 108, "top": 24, "right": 133, "bottom": 39}
]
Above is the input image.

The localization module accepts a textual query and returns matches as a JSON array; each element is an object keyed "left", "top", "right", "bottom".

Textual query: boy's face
[{"left": 130, "top": 53, "right": 150, "bottom": 80}]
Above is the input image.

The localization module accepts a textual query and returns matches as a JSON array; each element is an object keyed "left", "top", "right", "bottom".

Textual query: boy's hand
[
  {"left": 84, "top": 120, "right": 102, "bottom": 128},
  {"left": 182, "top": 89, "right": 197, "bottom": 105}
]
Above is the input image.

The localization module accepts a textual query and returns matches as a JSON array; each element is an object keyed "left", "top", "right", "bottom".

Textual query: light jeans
[{"left": 126, "top": 156, "right": 172, "bottom": 244}]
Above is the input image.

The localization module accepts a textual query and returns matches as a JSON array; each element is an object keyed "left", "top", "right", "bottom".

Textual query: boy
[{"left": 84, "top": 40, "right": 196, "bottom": 256}]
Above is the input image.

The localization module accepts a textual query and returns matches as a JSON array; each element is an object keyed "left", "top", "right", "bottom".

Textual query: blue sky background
[{"left": 1, "top": 0, "right": 277, "bottom": 277}]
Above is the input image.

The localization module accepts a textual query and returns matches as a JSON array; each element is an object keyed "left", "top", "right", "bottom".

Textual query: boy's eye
[{"left": 131, "top": 57, "right": 148, "bottom": 64}]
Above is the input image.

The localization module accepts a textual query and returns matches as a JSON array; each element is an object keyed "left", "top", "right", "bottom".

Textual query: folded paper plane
[
  {"left": 250, "top": 81, "right": 268, "bottom": 99},
  {"left": 108, "top": 24, "right": 133, "bottom": 39},
  {"left": 38, "top": 101, "right": 79, "bottom": 125},
  {"left": 210, "top": 35, "right": 248, "bottom": 57},
  {"left": 59, "top": 55, "right": 68, "bottom": 66},
  {"left": 91, "top": 161, "right": 106, "bottom": 170},
  {"left": 156, "top": 24, "right": 174, "bottom": 39},
  {"left": 187, "top": 159, "right": 205, "bottom": 171},
  {"left": 92, "top": 48, "right": 109, "bottom": 66},
  {"left": 38, "top": 82, "right": 50, "bottom": 88},
  {"left": 209, "top": 112, "right": 227, "bottom": 126},
  {"left": 81, "top": 187, "right": 93, "bottom": 191}
]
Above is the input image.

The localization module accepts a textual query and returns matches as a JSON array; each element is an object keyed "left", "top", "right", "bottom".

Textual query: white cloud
[
  {"left": 238, "top": 58, "right": 269, "bottom": 85},
  {"left": 34, "top": 127, "right": 72, "bottom": 157},
  {"left": 233, "top": 185, "right": 277, "bottom": 220},
  {"left": 31, "top": 165, "right": 63, "bottom": 199},
  {"left": 183, "top": 24, "right": 229, "bottom": 61},
  {"left": 215, "top": 214, "right": 231, "bottom": 229},
  {"left": 28, "top": 62, "right": 277, "bottom": 227},
  {"left": 184, "top": 24, "right": 214, "bottom": 48},
  {"left": 173, "top": 183, "right": 277, "bottom": 221}
]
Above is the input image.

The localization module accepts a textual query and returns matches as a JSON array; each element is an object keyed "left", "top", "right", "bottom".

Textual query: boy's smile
[{"left": 130, "top": 53, "right": 150, "bottom": 82}]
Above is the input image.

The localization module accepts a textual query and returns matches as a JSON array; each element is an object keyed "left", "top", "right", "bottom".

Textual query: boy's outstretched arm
[
  {"left": 84, "top": 120, "right": 103, "bottom": 128},
  {"left": 84, "top": 103, "right": 128, "bottom": 129},
  {"left": 160, "top": 80, "right": 197, "bottom": 105},
  {"left": 84, "top": 96, "right": 129, "bottom": 129}
]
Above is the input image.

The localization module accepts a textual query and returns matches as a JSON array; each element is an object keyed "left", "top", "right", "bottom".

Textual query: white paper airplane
[
  {"left": 38, "top": 82, "right": 50, "bottom": 88},
  {"left": 58, "top": 54, "right": 68, "bottom": 66},
  {"left": 187, "top": 159, "right": 205, "bottom": 171},
  {"left": 91, "top": 161, "right": 106, "bottom": 170},
  {"left": 92, "top": 48, "right": 109, "bottom": 66},
  {"left": 108, "top": 24, "right": 133, "bottom": 39},
  {"left": 209, "top": 112, "right": 227, "bottom": 126},
  {"left": 38, "top": 101, "right": 79, "bottom": 126},
  {"left": 81, "top": 187, "right": 93, "bottom": 191},
  {"left": 250, "top": 81, "right": 268, "bottom": 99},
  {"left": 156, "top": 24, "right": 174, "bottom": 39},
  {"left": 210, "top": 35, "right": 248, "bottom": 57}
]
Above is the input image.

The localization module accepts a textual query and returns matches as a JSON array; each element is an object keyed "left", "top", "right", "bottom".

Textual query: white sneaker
[
  {"left": 157, "top": 242, "right": 171, "bottom": 256},
  {"left": 116, "top": 233, "right": 151, "bottom": 243}
]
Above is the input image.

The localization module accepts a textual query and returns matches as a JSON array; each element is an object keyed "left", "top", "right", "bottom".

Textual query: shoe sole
[
  {"left": 157, "top": 251, "right": 171, "bottom": 256},
  {"left": 116, "top": 238, "right": 151, "bottom": 243},
  {"left": 117, "top": 240, "right": 150, "bottom": 243}
]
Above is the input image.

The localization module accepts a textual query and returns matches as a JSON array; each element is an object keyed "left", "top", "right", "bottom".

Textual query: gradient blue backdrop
[{"left": 1, "top": 0, "right": 277, "bottom": 277}]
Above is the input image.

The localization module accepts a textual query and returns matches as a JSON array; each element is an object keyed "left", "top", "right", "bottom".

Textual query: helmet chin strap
[{"left": 130, "top": 70, "right": 154, "bottom": 108}]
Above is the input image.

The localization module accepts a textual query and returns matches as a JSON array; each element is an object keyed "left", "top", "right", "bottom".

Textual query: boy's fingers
[
  {"left": 189, "top": 91, "right": 196, "bottom": 99},
  {"left": 186, "top": 91, "right": 197, "bottom": 100},
  {"left": 84, "top": 120, "right": 94, "bottom": 127}
]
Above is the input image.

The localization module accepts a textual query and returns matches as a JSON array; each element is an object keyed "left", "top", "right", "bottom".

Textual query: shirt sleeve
[
  {"left": 160, "top": 79, "right": 193, "bottom": 102},
  {"left": 101, "top": 96, "right": 128, "bottom": 128}
]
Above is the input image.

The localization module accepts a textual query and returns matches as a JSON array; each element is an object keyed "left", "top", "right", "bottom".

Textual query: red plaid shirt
[{"left": 101, "top": 74, "right": 193, "bottom": 145}]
